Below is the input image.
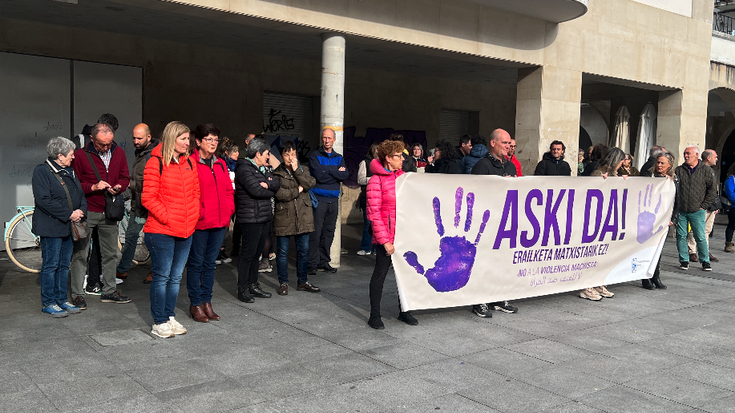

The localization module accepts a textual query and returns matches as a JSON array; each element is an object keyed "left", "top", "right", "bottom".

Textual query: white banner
[{"left": 393, "top": 174, "right": 675, "bottom": 311}]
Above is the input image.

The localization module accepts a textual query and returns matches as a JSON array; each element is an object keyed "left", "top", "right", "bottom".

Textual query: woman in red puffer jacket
[
  {"left": 366, "top": 139, "right": 419, "bottom": 330},
  {"left": 186, "top": 124, "right": 235, "bottom": 323}
]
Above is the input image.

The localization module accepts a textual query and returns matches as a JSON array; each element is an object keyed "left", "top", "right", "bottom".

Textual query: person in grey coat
[{"left": 32, "top": 137, "right": 87, "bottom": 317}]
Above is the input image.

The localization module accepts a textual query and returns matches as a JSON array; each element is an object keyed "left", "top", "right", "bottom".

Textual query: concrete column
[
  {"left": 658, "top": 90, "right": 707, "bottom": 164},
  {"left": 321, "top": 33, "right": 345, "bottom": 267},
  {"left": 515, "top": 66, "right": 582, "bottom": 175}
]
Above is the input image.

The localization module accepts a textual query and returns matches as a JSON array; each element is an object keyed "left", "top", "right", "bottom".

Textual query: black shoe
[
  {"left": 307, "top": 268, "right": 317, "bottom": 276},
  {"left": 100, "top": 291, "right": 132, "bottom": 304},
  {"left": 702, "top": 262, "right": 712, "bottom": 272},
  {"left": 641, "top": 279, "right": 655, "bottom": 290},
  {"left": 84, "top": 282, "right": 102, "bottom": 295},
  {"left": 249, "top": 283, "right": 272, "bottom": 298},
  {"left": 473, "top": 304, "right": 492, "bottom": 318},
  {"left": 651, "top": 276, "right": 667, "bottom": 290},
  {"left": 237, "top": 286, "right": 254, "bottom": 303},
  {"left": 679, "top": 262, "right": 689, "bottom": 270},
  {"left": 368, "top": 314, "right": 385, "bottom": 329},
  {"left": 318, "top": 264, "right": 338, "bottom": 273},
  {"left": 491, "top": 301, "right": 518, "bottom": 314},
  {"left": 397, "top": 312, "right": 418, "bottom": 326},
  {"left": 217, "top": 251, "right": 232, "bottom": 264},
  {"left": 71, "top": 296, "right": 87, "bottom": 310}
]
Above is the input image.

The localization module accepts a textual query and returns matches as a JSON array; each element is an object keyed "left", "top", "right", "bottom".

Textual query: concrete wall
[
  {"left": 712, "top": 34, "right": 735, "bottom": 68},
  {"left": 0, "top": 17, "right": 515, "bottom": 151}
]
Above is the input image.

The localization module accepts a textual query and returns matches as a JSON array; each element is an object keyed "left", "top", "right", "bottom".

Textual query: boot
[
  {"left": 237, "top": 286, "right": 254, "bottom": 303},
  {"left": 641, "top": 279, "right": 655, "bottom": 290},
  {"left": 652, "top": 274, "right": 667, "bottom": 290},
  {"left": 190, "top": 305, "right": 209, "bottom": 323},
  {"left": 710, "top": 253, "right": 719, "bottom": 262},
  {"left": 725, "top": 242, "right": 734, "bottom": 253},
  {"left": 249, "top": 283, "right": 272, "bottom": 298},
  {"left": 397, "top": 311, "right": 419, "bottom": 326},
  {"left": 143, "top": 272, "right": 152, "bottom": 284},
  {"left": 368, "top": 313, "right": 384, "bottom": 329},
  {"left": 202, "top": 302, "right": 220, "bottom": 321}
]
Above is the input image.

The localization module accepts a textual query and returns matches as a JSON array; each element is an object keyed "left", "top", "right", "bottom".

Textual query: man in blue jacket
[{"left": 308, "top": 128, "right": 349, "bottom": 274}]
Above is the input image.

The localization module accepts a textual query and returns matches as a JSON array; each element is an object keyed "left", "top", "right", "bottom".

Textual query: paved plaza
[{"left": 2, "top": 223, "right": 735, "bottom": 412}]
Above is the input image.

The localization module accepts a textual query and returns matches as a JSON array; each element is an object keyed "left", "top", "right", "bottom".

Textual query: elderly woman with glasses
[
  {"left": 186, "top": 124, "right": 234, "bottom": 322},
  {"left": 32, "top": 137, "right": 86, "bottom": 317},
  {"left": 235, "top": 138, "right": 281, "bottom": 303}
]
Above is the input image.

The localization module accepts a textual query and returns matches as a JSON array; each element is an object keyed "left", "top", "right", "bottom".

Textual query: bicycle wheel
[
  {"left": 5, "top": 210, "right": 42, "bottom": 273},
  {"left": 118, "top": 212, "right": 150, "bottom": 265}
]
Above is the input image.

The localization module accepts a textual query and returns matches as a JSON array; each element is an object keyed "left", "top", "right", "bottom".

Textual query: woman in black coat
[
  {"left": 32, "top": 137, "right": 87, "bottom": 317},
  {"left": 235, "top": 138, "right": 281, "bottom": 303}
]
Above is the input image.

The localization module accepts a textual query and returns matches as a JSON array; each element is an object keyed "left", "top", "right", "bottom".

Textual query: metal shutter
[
  {"left": 262, "top": 92, "right": 314, "bottom": 144},
  {"left": 440, "top": 109, "right": 470, "bottom": 141}
]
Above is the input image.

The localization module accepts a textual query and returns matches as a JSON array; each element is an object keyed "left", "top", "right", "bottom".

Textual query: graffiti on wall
[{"left": 343, "top": 126, "right": 427, "bottom": 188}]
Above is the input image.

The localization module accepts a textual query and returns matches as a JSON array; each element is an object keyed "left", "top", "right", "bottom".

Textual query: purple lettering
[
  {"left": 582, "top": 190, "right": 603, "bottom": 244},
  {"left": 494, "top": 190, "right": 518, "bottom": 249},
  {"left": 521, "top": 189, "right": 543, "bottom": 248},
  {"left": 598, "top": 190, "right": 619, "bottom": 241},
  {"left": 542, "top": 189, "right": 565, "bottom": 246},
  {"left": 564, "top": 189, "right": 575, "bottom": 245}
]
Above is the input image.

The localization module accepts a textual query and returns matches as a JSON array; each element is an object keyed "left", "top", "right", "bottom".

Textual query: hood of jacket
[{"left": 469, "top": 144, "right": 488, "bottom": 159}]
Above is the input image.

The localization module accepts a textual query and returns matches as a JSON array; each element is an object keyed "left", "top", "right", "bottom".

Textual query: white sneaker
[
  {"left": 579, "top": 288, "right": 603, "bottom": 301},
  {"left": 168, "top": 316, "right": 187, "bottom": 335},
  {"left": 356, "top": 250, "right": 371, "bottom": 256},
  {"left": 115, "top": 278, "right": 124, "bottom": 285},
  {"left": 151, "top": 322, "right": 174, "bottom": 338}
]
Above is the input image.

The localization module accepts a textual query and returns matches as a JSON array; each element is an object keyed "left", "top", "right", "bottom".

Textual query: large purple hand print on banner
[
  {"left": 637, "top": 184, "right": 664, "bottom": 244},
  {"left": 404, "top": 187, "right": 491, "bottom": 292}
]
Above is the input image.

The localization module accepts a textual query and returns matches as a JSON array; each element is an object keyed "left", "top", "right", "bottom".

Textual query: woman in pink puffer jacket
[{"left": 366, "top": 140, "right": 419, "bottom": 330}]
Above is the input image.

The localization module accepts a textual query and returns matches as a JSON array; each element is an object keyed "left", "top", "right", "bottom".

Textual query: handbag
[
  {"left": 85, "top": 152, "right": 125, "bottom": 221},
  {"left": 47, "top": 164, "right": 88, "bottom": 241},
  {"left": 721, "top": 194, "right": 732, "bottom": 213}
]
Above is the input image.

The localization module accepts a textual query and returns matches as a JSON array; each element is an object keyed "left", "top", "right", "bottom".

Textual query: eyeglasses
[{"left": 203, "top": 138, "right": 219, "bottom": 144}]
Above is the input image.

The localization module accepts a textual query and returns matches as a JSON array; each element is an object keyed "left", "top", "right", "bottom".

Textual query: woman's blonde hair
[{"left": 160, "top": 121, "right": 190, "bottom": 166}]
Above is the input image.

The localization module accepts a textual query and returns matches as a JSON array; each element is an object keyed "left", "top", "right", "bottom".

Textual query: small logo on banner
[{"left": 631, "top": 258, "right": 638, "bottom": 273}]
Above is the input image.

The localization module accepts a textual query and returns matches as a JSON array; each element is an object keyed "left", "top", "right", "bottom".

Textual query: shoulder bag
[
  {"left": 47, "top": 164, "right": 88, "bottom": 241},
  {"left": 85, "top": 152, "right": 125, "bottom": 221}
]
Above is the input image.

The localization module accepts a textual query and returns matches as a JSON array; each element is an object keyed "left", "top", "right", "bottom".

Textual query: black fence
[{"left": 714, "top": 12, "right": 735, "bottom": 35}]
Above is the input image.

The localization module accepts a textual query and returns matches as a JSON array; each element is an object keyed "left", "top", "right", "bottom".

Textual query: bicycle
[
  {"left": 117, "top": 200, "right": 150, "bottom": 265},
  {"left": 4, "top": 206, "right": 42, "bottom": 273}
]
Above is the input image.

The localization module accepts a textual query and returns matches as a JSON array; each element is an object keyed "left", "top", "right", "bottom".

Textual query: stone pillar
[
  {"left": 321, "top": 33, "right": 345, "bottom": 267},
  {"left": 515, "top": 66, "right": 582, "bottom": 175},
  {"left": 658, "top": 90, "right": 707, "bottom": 164}
]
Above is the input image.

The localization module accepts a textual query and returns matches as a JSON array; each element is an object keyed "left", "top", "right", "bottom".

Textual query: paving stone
[
  {"left": 457, "top": 378, "right": 571, "bottom": 413},
  {"left": 624, "top": 373, "right": 734, "bottom": 408},
  {"left": 89, "top": 328, "right": 154, "bottom": 346},
  {"left": 580, "top": 385, "right": 698, "bottom": 413}
]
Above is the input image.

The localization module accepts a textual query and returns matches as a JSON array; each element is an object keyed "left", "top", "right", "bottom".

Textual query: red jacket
[
  {"left": 366, "top": 159, "right": 404, "bottom": 245},
  {"left": 508, "top": 154, "right": 523, "bottom": 177},
  {"left": 142, "top": 145, "right": 200, "bottom": 238},
  {"left": 71, "top": 142, "right": 130, "bottom": 213},
  {"left": 190, "top": 149, "right": 235, "bottom": 230}
]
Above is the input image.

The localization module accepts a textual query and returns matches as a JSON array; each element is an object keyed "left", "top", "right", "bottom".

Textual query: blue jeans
[
  {"left": 145, "top": 233, "right": 193, "bottom": 325},
  {"left": 360, "top": 208, "right": 372, "bottom": 252},
  {"left": 116, "top": 209, "right": 145, "bottom": 274},
  {"left": 187, "top": 227, "right": 226, "bottom": 306},
  {"left": 676, "top": 209, "right": 709, "bottom": 264},
  {"left": 277, "top": 233, "right": 310, "bottom": 285},
  {"left": 40, "top": 236, "right": 73, "bottom": 307}
]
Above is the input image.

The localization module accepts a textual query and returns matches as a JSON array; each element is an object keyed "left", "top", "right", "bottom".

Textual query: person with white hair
[{"left": 674, "top": 146, "right": 717, "bottom": 271}]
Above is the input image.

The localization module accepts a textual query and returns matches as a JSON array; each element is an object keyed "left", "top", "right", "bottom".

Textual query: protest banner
[{"left": 392, "top": 174, "right": 676, "bottom": 311}]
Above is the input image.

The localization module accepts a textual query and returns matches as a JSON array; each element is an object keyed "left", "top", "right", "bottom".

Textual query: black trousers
[
  {"left": 726, "top": 207, "right": 735, "bottom": 243},
  {"left": 87, "top": 227, "right": 102, "bottom": 285},
  {"left": 237, "top": 222, "right": 269, "bottom": 287},
  {"left": 369, "top": 244, "right": 393, "bottom": 316},
  {"left": 309, "top": 200, "right": 338, "bottom": 269}
]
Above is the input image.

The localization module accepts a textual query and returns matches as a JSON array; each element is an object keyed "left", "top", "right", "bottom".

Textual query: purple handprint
[
  {"left": 637, "top": 184, "right": 663, "bottom": 244},
  {"left": 404, "top": 187, "right": 490, "bottom": 292}
]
